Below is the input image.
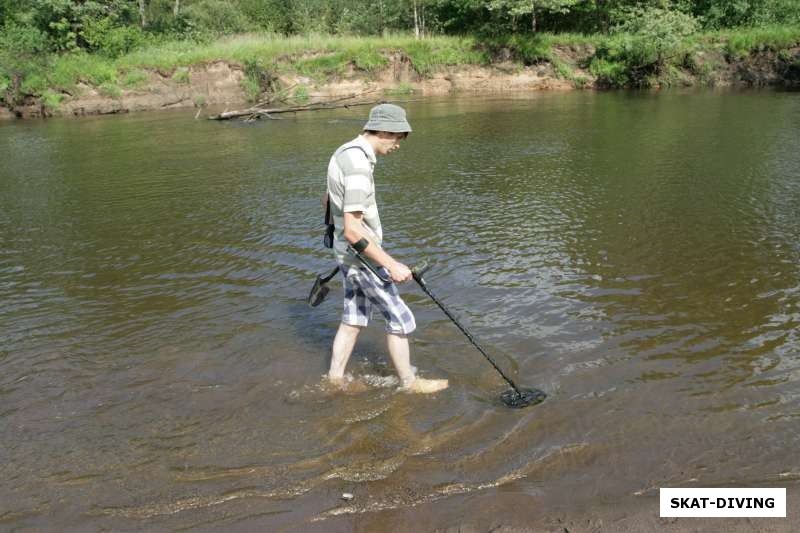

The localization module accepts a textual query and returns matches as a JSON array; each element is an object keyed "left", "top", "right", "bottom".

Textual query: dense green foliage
[
  {"left": 3, "top": 1, "right": 798, "bottom": 52},
  {"left": 1, "top": 1, "right": 799, "bottom": 105}
]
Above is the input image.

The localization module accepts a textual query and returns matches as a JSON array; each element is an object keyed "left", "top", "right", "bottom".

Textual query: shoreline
[
  {"left": 3, "top": 42, "right": 798, "bottom": 121},
  {"left": 1, "top": 60, "right": 578, "bottom": 120}
]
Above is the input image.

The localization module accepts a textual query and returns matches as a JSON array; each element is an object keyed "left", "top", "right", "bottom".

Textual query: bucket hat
[{"left": 363, "top": 104, "right": 412, "bottom": 133}]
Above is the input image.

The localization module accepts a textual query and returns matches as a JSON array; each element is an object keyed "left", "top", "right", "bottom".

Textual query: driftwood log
[{"left": 207, "top": 91, "right": 384, "bottom": 121}]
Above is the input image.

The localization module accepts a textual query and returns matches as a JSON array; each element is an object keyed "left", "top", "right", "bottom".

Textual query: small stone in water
[{"left": 341, "top": 492, "right": 354, "bottom": 501}]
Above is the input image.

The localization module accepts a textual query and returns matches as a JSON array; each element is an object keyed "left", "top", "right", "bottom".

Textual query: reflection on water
[{"left": 1, "top": 91, "right": 799, "bottom": 529}]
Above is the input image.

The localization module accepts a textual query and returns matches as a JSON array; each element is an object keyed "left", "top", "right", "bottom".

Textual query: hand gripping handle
[{"left": 412, "top": 260, "right": 431, "bottom": 284}]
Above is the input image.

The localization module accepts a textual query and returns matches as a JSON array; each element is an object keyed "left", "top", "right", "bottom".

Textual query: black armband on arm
[{"left": 352, "top": 238, "right": 369, "bottom": 253}]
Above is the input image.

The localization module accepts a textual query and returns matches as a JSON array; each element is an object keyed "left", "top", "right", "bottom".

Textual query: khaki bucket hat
[{"left": 363, "top": 103, "right": 412, "bottom": 133}]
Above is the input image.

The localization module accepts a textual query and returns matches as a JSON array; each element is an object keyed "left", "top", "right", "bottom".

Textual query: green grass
[
  {"left": 98, "top": 82, "right": 121, "bottom": 98},
  {"left": 50, "top": 51, "right": 118, "bottom": 94},
  {"left": 479, "top": 33, "right": 602, "bottom": 64},
  {"left": 351, "top": 45, "right": 388, "bottom": 72},
  {"left": 292, "top": 51, "right": 348, "bottom": 79},
  {"left": 489, "top": 34, "right": 553, "bottom": 63},
  {"left": 172, "top": 67, "right": 190, "bottom": 84},
  {"left": 293, "top": 85, "right": 309, "bottom": 102},
  {"left": 240, "top": 76, "right": 260, "bottom": 102},
  {"left": 20, "top": 73, "right": 49, "bottom": 96},
  {"left": 121, "top": 68, "right": 149, "bottom": 88},
  {"left": 240, "top": 57, "right": 276, "bottom": 102},
  {"left": 718, "top": 25, "right": 800, "bottom": 59},
  {"left": 384, "top": 82, "right": 415, "bottom": 95},
  {"left": 584, "top": 25, "right": 798, "bottom": 87},
  {"left": 41, "top": 90, "right": 65, "bottom": 111},
  {"left": 402, "top": 37, "right": 489, "bottom": 75},
  {"left": 113, "top": 32, "right": 486, "bottom": 74},
  {"left": 573, "top": 75, "right": 589, "bottom": 88},
  {"left": 0, "top": 73, "right": 10, "bottom": 95},
  {"left": 553, "top": 58, "right": 575, "bottom": 79},
  {"left": 588, "top": 57, "right": 629, "bottom": 87},
  {"left": 4, "top": 26, "right": 800, "bottom": 105}
]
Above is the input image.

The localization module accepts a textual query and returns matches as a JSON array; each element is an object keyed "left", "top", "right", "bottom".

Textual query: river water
[{"left": 1, "top": 91, "right": 799, "bottom": 530}]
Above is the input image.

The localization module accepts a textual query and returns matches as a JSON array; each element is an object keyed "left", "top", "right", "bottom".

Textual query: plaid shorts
[{"left": 340, "top": 264, "right": 416, "bottom": 335}]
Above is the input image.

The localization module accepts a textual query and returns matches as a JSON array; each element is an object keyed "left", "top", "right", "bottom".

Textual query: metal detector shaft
[
  {"left": 412, "top": 264, "right": 523, "bottom": 396},
  {"left": 347, "top": 245, "right": 390, "bottom": 283}
]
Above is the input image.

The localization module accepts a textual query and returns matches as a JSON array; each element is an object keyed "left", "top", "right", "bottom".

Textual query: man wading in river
[{"left": 325, "top": 104, "right": 448, "bottom": 394}]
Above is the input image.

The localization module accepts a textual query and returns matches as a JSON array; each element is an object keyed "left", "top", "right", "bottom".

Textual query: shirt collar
[{"left": 353, "top": 135, "right": 377, "bottom": 164}]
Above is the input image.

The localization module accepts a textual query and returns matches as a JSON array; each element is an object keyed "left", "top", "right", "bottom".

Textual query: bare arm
[{"left": 343, "top": 211, "right": 411, "bottom": 283}]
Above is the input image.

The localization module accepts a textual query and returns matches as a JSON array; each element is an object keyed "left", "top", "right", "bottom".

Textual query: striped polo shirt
[{"left": 326, "top": 135, "right": 382, "bottom": 268}]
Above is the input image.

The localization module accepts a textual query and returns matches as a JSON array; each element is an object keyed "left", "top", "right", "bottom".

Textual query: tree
[
  {"left": 488, "top": 0, "right": 578, "bottom": 32},
  {"left": 0, "top": 22, "right": 49, "bottom": 103},
  {"left": 412, "top": 0, "right": 431, "bottom": 38},
  {"left": 138, "top": 0, "right": 147, "bottom": 27},
  {"left": 611, "top": 3, "right": 699, "bottom": 66},
  {"left": 693, "top": 0, "right": 800, "bottom": 28},
  {"left": 592, "top": 4, "right": 700, "bottom": 86}
]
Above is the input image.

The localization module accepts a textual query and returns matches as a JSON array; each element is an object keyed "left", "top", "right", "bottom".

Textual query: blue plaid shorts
[{"left": 340, "top": 264, "right": 416, "bottom": 335}]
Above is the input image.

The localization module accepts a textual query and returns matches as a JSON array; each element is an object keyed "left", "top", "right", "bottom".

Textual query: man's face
[{"left": 375, "top": 131, "right": 406, "bottom": 155}]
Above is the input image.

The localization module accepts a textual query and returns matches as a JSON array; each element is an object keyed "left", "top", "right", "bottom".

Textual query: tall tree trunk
[
  {"left": 413, "top": 0, "right": 420, "bottom": 40},
  {"left": 531, "top": 0, "right": 536, "bottom": 33},
  {"left": 138, "top": 0, "right": 148, "bottom": 28},
  {"left": 174, "top": 0, "right": 180, "bottom": 17}
]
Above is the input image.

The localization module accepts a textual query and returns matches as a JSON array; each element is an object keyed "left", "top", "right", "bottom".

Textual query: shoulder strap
[{"left": 336, "top": 144, "right": 370, "bottom": 161}]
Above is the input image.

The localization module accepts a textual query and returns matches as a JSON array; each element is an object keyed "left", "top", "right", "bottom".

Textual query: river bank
[{"left": 2, "top": 31, "right": 799, "bottom": 120}]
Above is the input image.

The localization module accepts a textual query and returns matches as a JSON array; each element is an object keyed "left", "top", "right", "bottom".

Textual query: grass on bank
[
  {"left": 24, "top": 33, "right": 489, "bottom": 103},
  {"left": 113, "top": 33, "right": 488, "bottom": 74},
  {"left": 718, "top": 25, "right": 800, "bottom": 58},
  {"left": 3, "top": 26, "right": 800, "bottom": 109}
]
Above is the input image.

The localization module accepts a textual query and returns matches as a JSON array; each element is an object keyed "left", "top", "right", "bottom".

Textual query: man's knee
[{"left": 338, "top": 322, "right": 365, "bottom": 336}]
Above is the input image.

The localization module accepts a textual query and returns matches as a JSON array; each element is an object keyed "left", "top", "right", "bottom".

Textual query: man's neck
[{"left": 360, "top": 133, "right": 380, "bottom": 156}]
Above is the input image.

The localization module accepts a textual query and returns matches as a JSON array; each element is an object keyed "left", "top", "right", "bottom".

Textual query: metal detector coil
[{"left": 501, "top": 387, "right": 547, "bottom": 409}]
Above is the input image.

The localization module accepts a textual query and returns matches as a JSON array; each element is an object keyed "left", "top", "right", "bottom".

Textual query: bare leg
[
  {"left": 387, "top": 333, "right": 449, "bottom": 393},
  {"left": 386, "top": 333, "right": 416, "bottom": 387},
  {"left": 329, "top": 322, "right": 362, "bottom": 381}
]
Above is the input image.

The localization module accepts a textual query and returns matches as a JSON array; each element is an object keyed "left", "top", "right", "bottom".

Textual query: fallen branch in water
[{"left": 208, "top": 90, "right": 383, "bottom": 121}]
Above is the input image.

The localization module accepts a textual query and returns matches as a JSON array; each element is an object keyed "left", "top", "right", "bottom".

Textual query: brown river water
[{"left": 1, "top": 91, "right": 799, "bottom": 531}]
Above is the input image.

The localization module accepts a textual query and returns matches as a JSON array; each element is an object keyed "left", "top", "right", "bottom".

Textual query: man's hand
[{"left": 388, "top": 261, "right": 412, "bottom": 283}]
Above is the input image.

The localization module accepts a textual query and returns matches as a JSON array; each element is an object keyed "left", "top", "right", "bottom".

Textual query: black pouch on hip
[{"left": 323, "top": 194, "right": 335, "bottom": 249}]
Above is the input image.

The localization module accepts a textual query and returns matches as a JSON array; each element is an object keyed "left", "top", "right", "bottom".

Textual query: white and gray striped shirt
[{"left": 326, "top": 135, "right": 382, "bottom": 267}]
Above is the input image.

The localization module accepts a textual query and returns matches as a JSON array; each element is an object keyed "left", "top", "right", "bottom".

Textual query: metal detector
[{"left": 411, "top": 261, "right": 546, "bottom": 409}]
